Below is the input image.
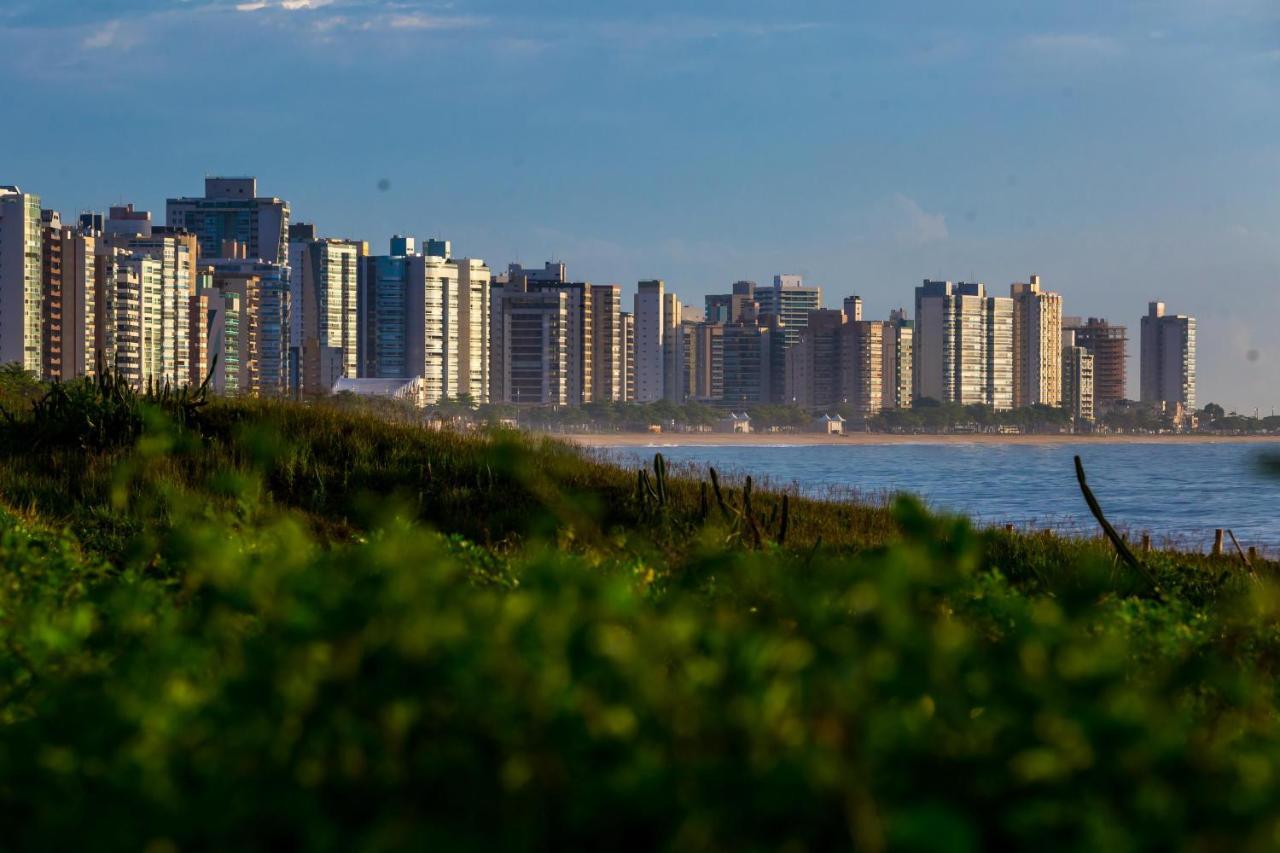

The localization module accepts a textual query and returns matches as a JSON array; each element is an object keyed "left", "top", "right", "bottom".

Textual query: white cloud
[
  {"left": 81, "top": 19, "right": 140, "bottom": 51},
  {"left": 1017, "top": 33, "right": 1124, "bottom": 60},
  {"left": 890, "top": 194, "right": 949, "bottom": 245},
  {"left": 235, "top": 1, "right": 268, "bottom": 10},
  {"left": 281, "top": 0, "right": 335, "bottom": 10},
  {"left": 582, "top": 16, "right": 819, "bottom": 51},
  {"left": 384, "top": 13, "right": 486, "bottom": 31}
]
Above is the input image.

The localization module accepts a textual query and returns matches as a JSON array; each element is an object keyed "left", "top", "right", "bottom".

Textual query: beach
[{"left": 562, "top": 431, "right": 1280, "bottom": 448}]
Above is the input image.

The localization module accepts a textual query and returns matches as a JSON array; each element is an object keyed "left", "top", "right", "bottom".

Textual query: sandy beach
[{"left": 562, "top": 431, "right": 1280, "bottom": 448}]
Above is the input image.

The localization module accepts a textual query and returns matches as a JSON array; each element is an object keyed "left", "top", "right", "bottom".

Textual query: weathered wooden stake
[
  {"left": 1141, "top": 533, "right": 1152, "bottom": 553},
  {"left": 1213, "top": 529, "right": 1224, "bottom": 557}
]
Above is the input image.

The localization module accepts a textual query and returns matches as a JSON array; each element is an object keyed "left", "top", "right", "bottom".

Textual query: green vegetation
[
  {"left": 0, "top": 370, "right": 1278, "bottom": 850},
  {"left": 869, "top": 399, "right": 1073, "bottom": 433}
]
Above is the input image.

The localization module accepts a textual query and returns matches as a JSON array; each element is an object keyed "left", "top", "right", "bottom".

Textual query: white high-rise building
[
  {"left": 914, "top": 280, "right": 1014, "bottom": 410},
  {"left": 633, "top": 280, "right": 665, "bottom": 402},
  {"left": 457, "top": 257, "right": 491, "bottom": 404},
  {"left": 1140, "top": 301, "right": 1196, "bottom": 411},
  {"left": 0, "top": 186, "right": 44, "bottom": 373},
  {"left": 404, "top": 241, "right": 491, "bottom": 405},
  {"left": 102, "top": 205, "right": 194, "bottom": 389},
  {"left": 1011, "top": 274, "right": 1063, "bottom": 408},
  {"left": 289, "top": 226, "right": 361, "bottom": 395}
]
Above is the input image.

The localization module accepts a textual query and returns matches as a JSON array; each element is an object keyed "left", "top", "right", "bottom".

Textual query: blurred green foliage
[{"left": 0, "top": 370, "right": 1276, "bottom": 850}]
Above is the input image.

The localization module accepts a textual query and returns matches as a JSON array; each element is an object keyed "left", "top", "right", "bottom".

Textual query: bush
[{"left": 0, "top": 386, "right": 1275, "bottom": 850}]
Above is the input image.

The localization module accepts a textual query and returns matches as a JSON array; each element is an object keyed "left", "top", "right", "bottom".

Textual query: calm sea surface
[{"left": 598, "top": 441, "right": 1280, "bottom": 551}]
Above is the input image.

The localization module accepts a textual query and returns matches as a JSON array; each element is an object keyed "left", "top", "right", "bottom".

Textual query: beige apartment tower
[
  {"left": 841, "top": 320, "right": 885, "bottom": 419},
  {"left": 1011, "top": 275, "right": 1063, "bottom": 408},
  {"left": 590, "top": 284, "right": 624, "bottom": 401},
  {"left": 291, "top": 233, "right": 361, "bottom": 396}
]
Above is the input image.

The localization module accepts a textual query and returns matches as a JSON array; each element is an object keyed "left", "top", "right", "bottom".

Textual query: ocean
[{"left": 597, "top": 441, "right": 1280, "bottom": 552}]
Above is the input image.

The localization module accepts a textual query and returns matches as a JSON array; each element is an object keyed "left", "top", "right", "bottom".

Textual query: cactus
[
  {"left": 653, "top": 453, "right": 668, "bottom": 507},
  {"left": 778, "top": 494, "right": 789, "bottom": 545}
]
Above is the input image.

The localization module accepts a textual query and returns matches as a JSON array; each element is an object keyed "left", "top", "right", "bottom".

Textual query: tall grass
[{"left": 0, "top": 375, "right": 1275, "bottom": 850}]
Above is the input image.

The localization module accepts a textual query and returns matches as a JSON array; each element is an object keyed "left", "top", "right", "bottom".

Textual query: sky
[{"left": 1, "top": 0, "right": 1277, "bottom": 411}]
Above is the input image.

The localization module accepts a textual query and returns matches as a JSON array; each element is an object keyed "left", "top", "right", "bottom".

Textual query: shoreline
[{"left": 558, "top": 432, "right": 1280, "bottom": 448}]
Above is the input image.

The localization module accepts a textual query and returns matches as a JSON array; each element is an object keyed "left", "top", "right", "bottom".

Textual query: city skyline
[
  {"left": 2, "top": 0, "right": 1277, "bottom": 410},
  {"left": 0, "top": 173, "right": 1215, "bottom": 422}
]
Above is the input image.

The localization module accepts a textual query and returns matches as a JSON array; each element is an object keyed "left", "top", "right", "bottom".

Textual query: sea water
[{"left": 599, "top": 441, "right": 1280, "bottom": 551}]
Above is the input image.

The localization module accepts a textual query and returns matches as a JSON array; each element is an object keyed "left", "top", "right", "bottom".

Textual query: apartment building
[
  {"left": 1011, "top": 275, "right": 1063, "bottom": 407},
  {"left": 1140, "top": 301, "right": 1196, "bottom": 410}
]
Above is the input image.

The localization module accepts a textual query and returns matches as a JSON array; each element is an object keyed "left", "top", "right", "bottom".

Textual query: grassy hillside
[{"left": 0, "top": 374, "right": 1277, "bottom": 851}]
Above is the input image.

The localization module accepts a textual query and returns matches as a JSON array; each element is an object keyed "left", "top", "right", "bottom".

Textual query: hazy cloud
[
  {"left": 1016, "top": 33, "right": 1124, "bottom": 61},
  {"left": 81, "top": 19, "right": 140, "bottom": 50},
  {"left": 890, "top": 194, "right": 949, "bottom": 245}
]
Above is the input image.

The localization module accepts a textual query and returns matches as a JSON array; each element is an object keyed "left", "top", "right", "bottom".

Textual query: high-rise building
[
  {"left": 206, "top": 259, "right": 291, "bottom": 397},
  {"left": 360, "top": 239, "right": 412, "bottom": 380},
  {"left": 166, "top": 177, "right": 290, "bottom": 264},
  {"left": 406, "top": 252, "right": 459, "bottom": 404},
  {"left": 39, "top": 210, "right": 65, "bottom": 380},
  {"left": 759, "top": 274, "right": 822, "bottom": 349},
  {"left": 456, "top": 257, "right": 491, "bottom": 404},
  {"left": 193, "top": 286, "right": 242, "bottom": 395},
  {"left": 110, "top": 254, "right": 159, "bottom": 389},
  {"left": 102, "top": 205, "right": 195, "bottom": 388},
  {"left": 721, "top": 322, "right": 773, "bottom": 406},
  {"left": 633, "top": 280, "right": 665, "bottom": 402},
  {"left": 1140, "top": 301, "right": 1196, "bottom": 410},
  {"left": 914, "top": 280, "right": 1013, "bottom": 410},
  {"left": 784, "top": 308, "right": 845, "bottom": 409},
  {"left": 843, "top": 295, "right": 863, "bottom": 322},
  {"left": 0, "top": 186, "right": 44, "bottom": 373},
  {"left": 1011, "top": 275, "right": 1063, "bottom": 408},
  {"left": 1067, "top": 317, "right": 1128, "bottom": 409},
  {"left": 490, "top": 261, "right": 567, "bottom": 404},
  {"left": 590, "top": 284, "right": 624, "bottom": 402},
  {"left": 882, "top": 309, "right": 913, "bottom": 410},
  {"left": 533, "top": 281, "right": 591, "bottom": 405},
  {"left": 662, "top": 291, "right": 683, "bottom": 403},
  {"left": 692, "top": 322, "right": 724, "bottom": 402},
  {"left": 40, "top": 213, "right": 98, "bottom": 381},
  {"left": 289, "top": 225, "right": 360, "bottom": 395},
  {"left": 621, "top": 311, "right": 635, "bottom": 402},
  {"left": 500, "top": 290, "right": 567, "bottom": 405},
  {"left": 405, "top": 243, "right": 491, "bottom": 404},
  {"left": 985, "top": 292, "right": 1014, "bottom": 411},
  {"left": 365, "top": 238, "right": 488, "bottom": 404},
  {"left": 1062, "top": 330, "right": 1096, "bottom": 426},
  {"left": 706, "top": 280, "right": 758, "bottom": 325},
  {"left": 842, "top": 320, "right": 885, "bottom": 419}
]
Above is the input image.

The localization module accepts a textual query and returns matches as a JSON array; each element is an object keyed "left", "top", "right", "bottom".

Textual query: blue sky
[{"left": 1, "top": 0, "right": 1277, "bottom": 410}]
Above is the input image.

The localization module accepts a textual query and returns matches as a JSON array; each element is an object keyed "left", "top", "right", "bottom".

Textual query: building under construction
[{"left": 1069, "top": 318, "right": 1128, "bottom": 409}]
